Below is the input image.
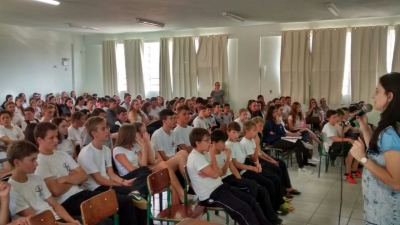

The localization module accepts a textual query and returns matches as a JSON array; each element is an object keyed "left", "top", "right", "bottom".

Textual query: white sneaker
[
  {"left": 298, "top": 168, "right": 314, "bottom": 174},
  {"left": 309, "top": 157, "right": 320, "bottom": 163},
  {"left": 302, "top": 142, "right": 314, "bottom": 150}
]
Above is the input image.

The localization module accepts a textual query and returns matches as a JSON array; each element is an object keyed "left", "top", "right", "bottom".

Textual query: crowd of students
[{"left": 0, "top": 87, "right": 367, "bottom": 225}]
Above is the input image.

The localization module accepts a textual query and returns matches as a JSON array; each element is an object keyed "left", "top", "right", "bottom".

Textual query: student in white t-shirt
[
  {"left": 234, "top": 108, "right": 248, "bottom": 135},
  {"left": 192, "top": 106, "right": 208, "bottom": 130},
  {"left": 157, "top": 96, "right": 166, "bottom": 111},
  {"left": 6, "top": 141, "right": 81, "bottom": 224},
  {"left": 148, "top": 97, "right": 160, "bottom": 120},
  {"left": 14, "top": 97, "right": 24, "bottom": 117},
  {"left": 39, "top": 104, "right": 55, "bottom": 123},
  {"left": 174, "top": 105, "right": 193, "bottom": 153},
  {"left": 29, "top": 98, "right": 41, "bottom": 119},
  {"left": 222, "top": 104, "right": 233, "bottom": 125},
  {"left": 4, "top": 102, "right": 23, "bottom": 128},
  {"left": 51, "top": 118, "right": 76, "bottom": 159},
  {"left": 86, "top": 98, "right": 96, "bottom": 113},
  {"left": 1, "top": 180, "right": 33, "bottom": 225},
  {"left": 151, "top": 109, "right": 188, "bottom": 161},
  {"left": 120, "top": 93, "right": 131, "bottom": 110},
  {"left": 0, "top": 111, "right": 24, "bottom": 147},
  {"left": 110, "top": 107, "right": 128, "bottom": 134},
  {"left": 204, "top": 104, "right": 218, "bottom": 130},
  {"left": 74, "top": 96, "right": 86, "bottom": 112},
  {"left": 21, "top": 107, "right": 39, "bottom": 132},
  {"left": 77, "top": 116, "right": 146, "bottom": 214},
  {"left": 67, "top": 112, "right": 85, "bottom": 147},
  {"left": 187, "top": 128, "right": 270, "bottom": 225}
]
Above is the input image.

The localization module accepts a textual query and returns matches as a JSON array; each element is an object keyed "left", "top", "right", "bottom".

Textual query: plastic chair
[
  {"left": 80, "top": 190, "right": 119, "bottom": 225},
  {"left": 317, "top": 139, "right": 330, "bottom": 178}
]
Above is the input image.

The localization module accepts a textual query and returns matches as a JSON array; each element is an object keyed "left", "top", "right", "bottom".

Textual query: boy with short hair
[
  {"left": 149, "top": 97, "right": 160, "bottom": 119},
  {"left": 6, "top": 141, "right": 81, "bottom": 224},
  {"left": 77, "top": 117, "right": 146, "bottom": 212},
  {"left": 322, "top": 109, "right": 360, "bottom": 183},
  {"left": 174, "top": 105, "right": 193, "bottom": 152},
  {"left": 67, "top": 112, "right": 85, "bottom": 147},
  {"left": 40, "top": 103, "right": 55, "bottom": 122},
  {"left": 110, "top": 107, "right": 128, "bottom": 133},
  {"left": 222, "top": 104, "right": 233, "bottom": 124},
  {"left": 21, "top": 107, "right": 39, "bottom": 132},
  {"left": 187, "top": 128, "right": 271, "bottom": 225},
  {"left": 204, "top": 104, "right": 218, "bottom": 130},
  {"left": 211, "top": 102, "right": 223, "bottom": 125},
  {"left": 207, "top": 130, "right": 282, "bottom": 225},
  {"left": 64, "top": 113, "right": 72, "bottom": 126},
  {"left": 86, "top": 98, "right": 95, "bottom": 113},
  {"left": 120, "top": 93, "right": 131, "bottom": 110},
  {"left": 4, "top": 102, "right": 23, "bottom": 128},
  {"left": 192, "top": 106, "right": 208, "bottom": 129}
]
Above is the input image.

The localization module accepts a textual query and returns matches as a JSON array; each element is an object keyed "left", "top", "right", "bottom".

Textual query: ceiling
[{"left": 0, "top": 0, "right": 400, "bottom": 34}]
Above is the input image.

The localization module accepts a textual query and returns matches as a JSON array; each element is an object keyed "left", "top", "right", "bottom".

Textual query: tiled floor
[{"left": 153, "top": 151, "right": 365, "bottom": 225}]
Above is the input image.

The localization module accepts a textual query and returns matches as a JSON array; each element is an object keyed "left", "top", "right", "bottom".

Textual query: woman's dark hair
[
  {"left": 18, "top": 93, "right": 26, "bottom": 102},
  {"left": 308, "top": 98, "right": 320, "bottom": 113},
  {"left": 64, "top": 97, "right": 72, "bottom": 105},
  {"left": 247, "top": 100, "right": 256, "bottom": 112},
  {"left": 24, "top": 123, "right": 38, "bottom": 146},
  {"left": 266, "top": 106, "right": 277, "bottom": 121},
  {"left": 75, "top": 96, "right": 84, "bottom": 106},
  {"left": 141, "top": 102, "right": 151, "bottom": 116},
  {"left": 51, "top": 117, "right": 68, "bottom": 144},
  {"left": 70, "top": 91, "right": 76, "bottom": 99},
  {"left": 369, "top": 73, "right": 400, "bottom": 153}
]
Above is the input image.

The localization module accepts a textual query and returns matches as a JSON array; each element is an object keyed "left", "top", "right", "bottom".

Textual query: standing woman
[
  {"left": 210, "top": 82, "right": 225, "bottom": 105},
  {"left": 350, "top": 73, "right": 400, "bottom": 224}
]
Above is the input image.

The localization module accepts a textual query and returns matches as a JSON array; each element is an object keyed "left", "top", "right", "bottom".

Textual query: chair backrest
[
  {"left": 80, "top": 190, "right": 119, "bottom": 225},
  {"left": 29, "top": 210, "right": 57, "bottom": 225},
  {"left": 183, "top": 166, "right": 191, "bottom": 191},
  {"left": 146, "top": 120, "right": 163, "bottom": 137},
  {"left": 147, "top": 168, "right": 170, "bottom": 196}
]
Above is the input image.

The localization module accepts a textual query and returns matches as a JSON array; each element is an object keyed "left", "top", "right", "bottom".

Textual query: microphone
[{"left": 349, "top": 104, "right": 372, "bottom": 122}]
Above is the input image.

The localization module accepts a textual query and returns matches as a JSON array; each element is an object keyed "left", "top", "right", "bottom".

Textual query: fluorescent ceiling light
[
  {"left": 136, "top": 18, "right": 165, "bottom": 28},
  {"left": 326, "top": 3, "right": 339, "bottom": 16},
  {"left": 68, "top": 23, "right": 99, "bottom": 31},
  {"left": 34, "top": 0, "right": 60, "bottom": 5},
  {"left": 222, "top": 12, "right": 245, "bottom": 22}
]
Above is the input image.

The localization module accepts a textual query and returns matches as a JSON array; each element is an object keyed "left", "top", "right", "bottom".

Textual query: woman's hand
[
  {"left": 356, "top": 115, "right": 369, "bottom": 127},
  {"left": 350, "top": 138, "right": 367, "bottom": 162}
]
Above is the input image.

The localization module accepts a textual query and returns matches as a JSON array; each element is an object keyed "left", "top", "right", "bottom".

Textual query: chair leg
[
  {"left": 318, "top": 155, "right": 322, "bottom": 178},
  {"left": 215, "top": 210, "right": 219, "bottom": 216},
  {"left": 225, "top": 211, "right": 229, "bottom": 225},
  {"left": 326, "top": 156, "right": 330, "bottom": 172},
  {"left": 206, "top": 211, "right": 210, "bottom": 221}
]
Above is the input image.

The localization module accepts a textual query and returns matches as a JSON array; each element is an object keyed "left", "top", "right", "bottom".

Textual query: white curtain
[
  {"left": 124, "top": 39, "right": 145, "bottom": 97},
  {"left": 310, "top": 28, "right": 346, "bottom": 105},
  {"left": 159, "top": 38, "right": 173, "bottom": 100},
  {"left": 280, "top": 30, "right": 311, "bottom": 103},
  {"left": 172, "top": 37, "right": 198, "bottom": 98},
  {"left": 351, "top": 26, "right": 388, "bottom": 103},
  {"left": 392, "top": 25, "right": 400, "bottom": 72},
  {"left": 197, "top": 35, "right": 228, "bottom": 99},
  {"left": 102, "top": 40, "right": 118, "bottom": 95}
]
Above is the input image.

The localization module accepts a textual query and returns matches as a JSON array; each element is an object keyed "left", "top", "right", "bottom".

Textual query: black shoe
[
  {"left": 305, "top": 163, "right": 317, "bottom": 167},
  {"left": 276, "top": 210, "right": 289, "bottom": 216},
  {"left": 272, "top": 218, "right": 283, "bottom": 225}
]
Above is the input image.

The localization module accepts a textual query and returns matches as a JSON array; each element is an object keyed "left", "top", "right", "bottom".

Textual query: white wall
[
  {"left": 83, "top": 15, "right": 400, "bottom": 110},
  {"left": 0, "top": 24, "right": 85, "bottom": 100}
]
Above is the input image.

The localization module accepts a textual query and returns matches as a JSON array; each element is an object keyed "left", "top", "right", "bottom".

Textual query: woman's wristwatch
[{"left": 360, "top": 157, "right": 368, "bottom": 164}]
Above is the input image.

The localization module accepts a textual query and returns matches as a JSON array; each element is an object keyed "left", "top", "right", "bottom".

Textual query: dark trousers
[
  {"left": 272, "top": 139, "right": 311, "bottom": 168},
  {"left": 260, "top": 158, "right": 292, "bottom": 190},
  {"left": 120, "top": 166, "right": 151, "bottom": 197},
  {"left": 94, "top": 186, "right": 138, "bottom": 225},
  {"left": 222, "top": 175, "right": 280, "bottom": 224},
  {"left": 199, "top": 183, "right": 271, "bottom": 225},
  {"left": 61, "top": 190, "right": 113, "bottom": 225}
]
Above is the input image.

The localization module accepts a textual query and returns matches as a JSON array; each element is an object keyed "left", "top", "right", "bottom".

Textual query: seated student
[
  {"left": 74, "top": 96, "right": 86, "bottom": 111},
  {"left": 226, "top": 122, "right": 289, "bottom": 215},
  {"left": 29, "top": 98, "right": 41, "bottom": 119},
  {"left": 252, "top": 117, "right": 301, "bottom": 196},
  {"left": 187, "top": 128, "right": 271, "bottom": 225},
  {"left": 0, "top": 181, "right": 33, "bottom": 225},
  {"left": 98, "top": 98, "right": 108, "bottom": 111},
  {"left": 151, "top": 109, "right": 188, "bottom": 161},
  {"left": 0, "top": 111, "right": 25, "bottom": 147},
  {"left": 322, "top": 109, "right": 361, "bottom": 183},
  {"left": 338, "top": 108, "right": 360, "bottom": 140},
  {"left": 14, "top": 97, "right": 24, "bottom": 117},
  {"left": 211, "top": 102, "right": 223, "bottom": 125},
  {"left": 6, "top": 141, "right": 81, "bottom": 224},
  {"left": 207, "top": 130, "right": 283, "bottom": 225},
  {"left": 148, "top": 97, "right": 160, "bottom": 120},
  {"left": 80, "top": 109, "right": 113, "bottom": 150},
  {"left": 67, "top": 112, "right": 85, "bottom": 149},
  {"left": 120, "top": 93, "right": 131, "bottom": 110},
  {"left": 221, "top": 103, "right": 233, "bottom": 125},
  {"left": 33, "top": 123, "right": 115, "bottom": 225},
  {"left": 52, "top": 118, "right": 76, "bottom": 159},
  {"left": 40, "top": 103, "right": 56, "bottom": 123},
  {"left": 192, "top": 106, "right": 208, "bottom": 129},
  {"left": 106, "top": 98, "right": 118, "bottom": 128},
  {"left": 21, "top": 107, "right": 39, "bottom": 132},
  {"left": 234, "top": 108, "right": 248, "bottom": 135},
  {"left": 110, "top": 107, "right": 129, "bottom": 133},
  {"left": 86, "top": 98, "right": 95, "bottom": 113},
  {"left": 128, "top": 99, "right": 147, "bottom": 124},
  {"left": 204, "top": 104, "right": 218, "bottom": 131},
  {"left": 61, "top": 98, "right": 75, "bottom": 115},
  {"left": 77, "top": 117, "right": 147, "bottom": 211},
  {"left": 4, "top": 102, "right": 23, "bottom": 128},
  {"left": 64, "top": 113, "right": 72, "bottom": 126},
  {"left": 174, "top": 105, "right": 193, "bottom": 153}
]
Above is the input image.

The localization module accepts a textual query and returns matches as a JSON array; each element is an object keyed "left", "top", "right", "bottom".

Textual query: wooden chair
[
  {"left": 29, "top": 210, "right": 57, "bottom": 225},
  {"left": 146, "top": 168, "right": 207, "bottom": 225},
  {"left": 183, "top": 166, "right": 235, "bottom": 225},
  {"left": 80, "top": 190, "right": 119, "bottom": 225}
]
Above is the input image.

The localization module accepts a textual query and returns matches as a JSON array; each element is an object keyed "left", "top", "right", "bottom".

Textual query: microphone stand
[{"left": 338, "top": 122, "right": 346, "bottom": 225}]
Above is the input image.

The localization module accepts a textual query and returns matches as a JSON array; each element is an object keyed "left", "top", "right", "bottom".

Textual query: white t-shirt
[
  {"left": 322, "top": 122, "right": 339, "bottom": 152},
  {"left": 68, "top": 126, "right": 81, "bottom": 145},
  {"left": 35, "top": 151, "right": 82, "bottom": 204},
  {"left": 57, "top": 139, "right": 74, "bottom": 157},
  {"left": 21, "top": 119, "right": 39, "bottom": 132},
  {"left": 12, "top": 114, "right": 24, "bottom": 127},
  {"left": 112, "top": 145, "right": 141, "bottom": 176},
  {"left": 240, "top": 137, "right": 257, "bottom": 156},
  {"left": 283, "top": 105, "right": 291, "bottom": 117},
  {"left": 187, "top": 150, "right": 222, "bottom": 201},
  {"left": 8, "top": 174, "right": 60, "bottom": 220},
  {"left": 120, "top": 102, "right": 130, "bottom": 110},
  {"left": 149, "top": 107, "right": 160, "bottom": 119},
  {"left": 204, "top": 151, "right": 232, "bottom": 179},
  {"left": 226, "top": 140, "right": 247, "bottom": 174},
  {"left": 150, "top": 128, "right": 178, "bottom": 158},
  {"left": 193, "top": 117, "right": 208, "bottom": 129},
  {"left": 0, "top": 125, "right": 25, "bottom": 146},
  {"left": 174, "top": 124, "right": 192, "bottom": 148},
  {"left": 288, "top": 114, "right": 306, "bottom": 129},
  {"left": 234, "top": 118, "right": 244, "bottom": 132},
  {"left": 75, "top": 105, "right": 87, "bottom": 111},
  {"left": 78, "top": 143, "right": 112, "bottom": 191}
]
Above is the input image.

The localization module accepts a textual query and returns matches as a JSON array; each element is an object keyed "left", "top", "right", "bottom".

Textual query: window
[
  {"left": 116, "top": 43, "right": 127, "bottom": 93},
  {"left": 342, "top": 30, "right": 352, "bottom": 96},
  {"left": 387, "top": 27, "right": 396, "bottom": 72},
  {"left": 143, "top": 42, "right": 160, "bottom": 95}
]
